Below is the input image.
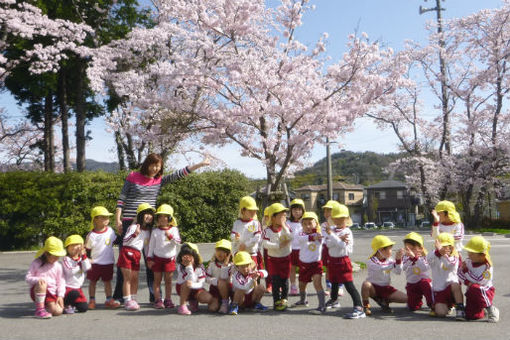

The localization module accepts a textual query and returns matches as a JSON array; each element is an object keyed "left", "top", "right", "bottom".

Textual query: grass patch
[
  {"left": 354, "top": 261, "right": 367, "bottom": 270},
  {"left": 475, "top": 228, "right": 510, "bottom": 234}
]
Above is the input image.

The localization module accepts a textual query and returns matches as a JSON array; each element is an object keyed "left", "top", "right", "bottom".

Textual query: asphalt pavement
[{"left": 1, "top": 229, "right": 508, "bottom": 340}]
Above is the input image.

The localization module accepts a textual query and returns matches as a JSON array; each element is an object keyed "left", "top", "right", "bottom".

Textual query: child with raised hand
[
  {"left": 431, "top": 201, "right": 464, "bottom": 253},
  {"left": 231, "top": 196, "right": 262, "bottom": 267},
  {"left": 288, "top": 198, "right": 305, "bottom": 296},
  {"left": 293, "top": 212, "right": 327, "bottom": 314},
  {"left": 459, "top": 236, "right": 499, "bottom": 322},
  {"left": 324, "top": 204, "right": 365, "bottom": 319},
  {"left": 118, "top": 203, "right": 155, "bottom": 311},
  {"left": 361, "top": 235, "right": 407, "bottom": 316},
  {"left": 427, "top": 232, "right": 465, "bottom": 319},
  {"left": 147, "top": 203, "right": 181, "bottom": 309},
  {"left": 394, "top": 232, "right": 433, "bottom": 311},
  {"left": 26, "top": 236, "right": 67, "bottom": 319},
  {"left": 261, "top": 203, "right": 292, "bottom": 311},
  {"left": 206, "top": 239, "right": 233, "bottom": 314},
  {"left": 62, "top": 235, "right": 91, "bottom": 314},
  {"left": 229, "top": 251, "right": 268, "bottom": 315},
  {"left": 176, "top": 243, "right": 217, "bottom": 315},
  {"left": 85, "top": 206, "right": 120, "bottom": 309},
  {"left": 321, "top": 200, "right": 343, "bottom": 297}
]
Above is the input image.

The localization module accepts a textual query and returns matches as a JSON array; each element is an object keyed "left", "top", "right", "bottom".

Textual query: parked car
[
  {"left": 363, "top": 222, "right": 377, "bottom": 229},
  {"left": 381, "top": 221, "right": 395, "bottom": 229},
  {"left": 419, "top": 221, "right": 431, "bottom": 228},
  {"left": 351, "top": 223, "right": 361, "bottom": 229}
]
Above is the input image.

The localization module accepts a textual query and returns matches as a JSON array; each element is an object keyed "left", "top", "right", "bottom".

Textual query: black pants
[
  {"left": 64, "top": 290, "right": 88, "bottom": 313},
  {"left": 331, "top": 281, "right": 362, "bottom": 307},
  {"left": 271, "top": 275, "right": 289, "bottom": 303},
  {"left": 112, "top": 219, "right": 155, "bottom": 302}
]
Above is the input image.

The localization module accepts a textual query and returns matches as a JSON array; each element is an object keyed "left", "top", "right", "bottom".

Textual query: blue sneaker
[
  {"left": 229, "top": 304, "right": 239, "bottom": 315},
  {"left": 326, "top": 280, "right": 332, "bottom": 289},
  {"left": 344, "top": 307, "right": 366, "bottom": 319},
  {"left": 253, "top": 302, "right": 268, "bottom": 312}
]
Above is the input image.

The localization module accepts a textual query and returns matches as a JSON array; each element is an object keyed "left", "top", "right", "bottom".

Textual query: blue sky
[{"left": 1, "top": 0, "right": 504, "bottom": 178}]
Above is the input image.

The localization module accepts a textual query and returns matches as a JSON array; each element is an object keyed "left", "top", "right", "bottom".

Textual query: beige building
[{"left": 294, "top": 182, "right": 364, "bottom": 223}]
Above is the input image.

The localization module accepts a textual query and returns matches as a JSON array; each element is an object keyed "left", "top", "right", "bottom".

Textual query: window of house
[
  {"left": 348, "top": 193, "right": 355, "bottom": 200},
  {"left": 397, "top": 191, "right": 404, "bottom": 199},
  {"left": 375, "top": 191, "right": 386, "bottom": 200},
  {"left": 333, "top": 192, "right": 339, "bottom": 200},
  {"left": 302, "top": 194, "right": 310, "bottom": 201}
]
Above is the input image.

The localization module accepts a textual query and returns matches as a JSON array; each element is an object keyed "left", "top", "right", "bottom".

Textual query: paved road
[{"left": 1, "top": 229, "right": 508, "bottom": 340}]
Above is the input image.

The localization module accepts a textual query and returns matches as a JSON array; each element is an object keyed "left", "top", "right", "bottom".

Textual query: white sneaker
[{"left": 487, "top": 306, "right": 499, "bottom": 323}]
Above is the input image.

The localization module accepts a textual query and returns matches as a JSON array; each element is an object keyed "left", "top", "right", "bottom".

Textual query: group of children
[{"left": 25, "top": 197, "right": 499, "bottom": 323}]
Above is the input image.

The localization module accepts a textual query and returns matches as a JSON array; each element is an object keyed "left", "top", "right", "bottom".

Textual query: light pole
[
  {"left": 326, "top": 137, "right": 334, "bottom": 201},
  {"left": 419, "top": 0, "right": 450, "bottom": 157}
]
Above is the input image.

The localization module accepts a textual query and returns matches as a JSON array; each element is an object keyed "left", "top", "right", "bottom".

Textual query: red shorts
[
  {"left": 372, "top": 284, "right": 398, "bottom": 300},
  {"left": 30, "top": 286, "right": 58, "bottom": 304},
  {"left": 433, "top": 284, "right": 454, "bottom": 307},
  {"left": 290, "top": 249, "right": 300, "bottom": 266},
  {"left": 240, "top": 290, "right": 255, "bottom": 308},
  {"left": 87, "top": 263, "right": 114, "bottom": 282},
  {"left": 64, "top": 287, "right": 87, "bottom": 303},
  {"left": 117, "top": 247, "right": 141, "bottom": 271},
  {"left": 406, "top": 279, "right": 433, "bottom": 310},
  {"left": 321, "top": 245, "right": 329, "bottom": 267},
  {"left": 151, "top": 256, "right": 176, "bottom": 273},
  {"left": 267, "top": 255, "right": 291, "bottom": 279},
  {"left": 465, "top": 285, "right": 495, "bottom": 320},
  {"left": 299, "top": 261, "right": 323, "bottom": 283},
  {"left": 327, "top": 256, "right": 353, "bottom": 283},
  {"left": 255, "top": 252, "right": 264, "bottom": 270},
  {"left": 176, "top": 283, "right": 205, "bottom": 300}
]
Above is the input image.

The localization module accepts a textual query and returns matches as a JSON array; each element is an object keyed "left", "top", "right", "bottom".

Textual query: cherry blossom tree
[{"left": 89, "top": 0, "right": 406, "bottom": 192}]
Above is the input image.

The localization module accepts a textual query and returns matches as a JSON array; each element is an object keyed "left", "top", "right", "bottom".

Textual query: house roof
[
  {"left": 295, "top": 182, "right": 364, "bottom": 192},
  {"left": 367, "top": 180, "right": 408, "bottom": 189}
]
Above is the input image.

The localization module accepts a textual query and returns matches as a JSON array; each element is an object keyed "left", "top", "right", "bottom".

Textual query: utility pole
[
  {"left": 326, "top": 137, "right": 333, "bottom": 200},
  {"left": 419, "top": 0, "right": 450, "bottom": 157}
]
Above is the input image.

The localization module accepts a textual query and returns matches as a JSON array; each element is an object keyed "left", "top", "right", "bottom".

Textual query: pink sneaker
[
  {"left": 125, "top": 300, "right": 139, "bottom": 311},
  {"left": 153, "top": 299, "right": 164, "bottom": 309},
  {"left": 35, "top": 308, "right": 52, "bottom": 319},
  {"left": 188, "top": 299, "right": 199, "bottom": 313},
  {"left": 164, "top": 298, "right": 175, "bottom": 309},
  {"left": 178, "top": 305, "right": 191, "bottom": 315},
  {"left": 290, "top": 286, "right": 299, "bottom": 296},
  {"left": 218, "top": 301, "right": 229, "bottom": 314}
]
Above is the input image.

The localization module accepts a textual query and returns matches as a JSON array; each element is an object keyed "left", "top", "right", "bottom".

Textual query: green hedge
[{"left": 0, "top": 169, "right": 251, "bottom": 250}]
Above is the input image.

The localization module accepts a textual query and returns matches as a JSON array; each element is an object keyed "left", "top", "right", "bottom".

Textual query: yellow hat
[
  {"left": 233, "top": 251, "right": 253, "bottom": 266},
  {"left": 322, "top": 200, "right": 339, "bottom": 210},
  {"left": 263, "top": 207, "right": 270, "bottom": 217},
  {"left": 435, "top": 200, "right": 461, "bottom": 223},
  {"left": 302, "top": 211, "right": 319, "bottom": 224},
  {"left": 268, "top": 203, "right": 289, "bottom": 218},
  {"left": 290, "top": 198, "right": 305, "bottom": 210},
  {"left": 90, "top": 206, "right": 113, "bottom": 229},
  {"left": 215, "top": 239, "right": 232, "bottom": 252},
  {"left": 437, "top": 232, "right": 454, "bottom": 247},
  {"left": 184, "top": 242, "right": 202, "bottom": 263},
  {"left": 403, "top": 232, "right": 424, "bottom": 247},
  {"left": 35, "top": 236, "right": 67, "bottom": 258},
  {"left": 239, "top": 196, "right": 258, "bottom": 211},
  {"left": 370, "top": 235, "right": 395, "bottom": 258},
  {"left": 464, "top": 236, "right": 491, "bottom": 266},
  {"left": 136, "top": 203, "right": 155, "bottom": 215},
  {"left": 64, "top": 234, "right": 84, "bottom": 248},
  {"left": 155, "top": 204, "right": 174, "bottom": 216},
  {"left": 330, "top": 203, "right": 353, "bottom": 227}
]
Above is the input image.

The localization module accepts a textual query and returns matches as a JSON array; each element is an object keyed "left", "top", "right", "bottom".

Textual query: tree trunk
[
  {"left": 75, "top": 61, "right": 86, "bottom": 172},
  {"left": 114, "top": 131, "right": 126, "bottom": 171},
  {"left": 43, "top": 92, "right": 55, "bottom": 172},
  {"left": 58, "top": 70, "right": 71, "bottom": 173}
]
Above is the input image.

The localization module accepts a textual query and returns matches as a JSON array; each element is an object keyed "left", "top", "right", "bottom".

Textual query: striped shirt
[{"left": 117, "top": 168, "right": 191, "bottom": 220}]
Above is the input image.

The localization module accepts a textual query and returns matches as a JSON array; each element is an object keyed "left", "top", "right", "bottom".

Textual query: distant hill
[
  {"left": 72, "top": 159, "right": 120, "bottom": 172},
  {"left": 290, "top": 150, "right": 405, "bottom": 189}
]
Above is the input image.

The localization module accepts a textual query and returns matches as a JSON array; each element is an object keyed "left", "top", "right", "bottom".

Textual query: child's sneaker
[
  {"left": 487, "top": 305, "right": 500, "bottom": 323},
  {"left": 274, "top": 299, "right": 288, "bottom": 311},
  {"left": 164, "top": 298, "right": 175, "bottom": 309},
  {"left": 289, "top": 286, "right": 299, "bottom": 296},
  {"left": 105, "top": 298, "right": 121, "bottom": 309},
  {"left": 88, "top": 300, "right": 96, "bottom": 310},
  {"left": 293, "top": 300, "right": 309, "bottom": 307},
  {"left": 219, "top": 301, "right": 229, "bottom": 314},
  {"left": 35, "top": 308, "right": 52, "bottom": 319},
  {"left": 325, "top": 299, "right": 340, "bottom": 309},
  {"left": 455, "top": 308, "right": 466, "bottom": 321},
  {"left": 125, "top": 300, "right": 139, "bottom": 311},
  {"left": 229, "top": 303, "right": 239, "bottom": 315},
  {"left": 177, "top": 305, "right": 191, "bottom": 315},
  {"left": 344, "top": 306, "right": 366, "bottom": 319},
  {"left": 153, "top": 299, "right": 164, "bottom": 309},
  {"left": 363, "top": 303, "right": 372, "bottom": 316},
  {"left": 326, "top": 280, "right": 332, "bottom": 289},
  {"left": 253, "top": 302, "right": 268, "bottom": 312},
  {"left": 373, "top": 297, "right": 392, "bottom": 313},
  {"left": 64, "top": 305, "right": 75, "bottom": 314},
  {"left": 309, "top": 306, "right": 327, "bottom": 315},
  {"left": 188, "top": 299, "right": 199, "bottom": 312}
]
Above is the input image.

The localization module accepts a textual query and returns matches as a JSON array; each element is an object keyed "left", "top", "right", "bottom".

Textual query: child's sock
[
  {"left": 455, "top": 303, "right": 465, "bottom": 310},
  {"left": 123, "top": 295, "right": 132, "bottom": 302},
  {"left": 89, "top": 296, "right": 95, "bottom": 300},
  {"left": 317, "top": 290, "right": 326, "bottom": 308},
  {"left": 299, "top": 291, "right": 307, "bottom": 302},
  {"left": 106, "top": 295, "right": 113, "bottom": 301},
  {"left": 35, "top": 292, "right": 46, "bottom": 309}
]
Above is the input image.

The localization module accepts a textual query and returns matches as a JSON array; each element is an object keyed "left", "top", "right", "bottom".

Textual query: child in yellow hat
[
  {"left": 146, "top": 203, "right": 181, "bottom": 309},
  {"left": 84, "top": 206, "right": 119, "bottom": 310},
  {"left": 175, "top": 243, "right": 217, "bottom": 315},
  {"left": 459, "top": 236, "right": 499, "bottom": 322},
  {"left": 426, "top": 232, "right": 465, "bottom": 319},
  {"left": 394, "top": 232, "right": 433, "bottom": 311},
  {"left": 431, "top": 200, "right": 464, "bottom": 252},
  {"left": 62, "top": 235, "right": 91, "bottom": 314},
  {"left": 206, "top": 239, "right": 233, "bottom": 314},
  {"left": 361, "top": 235, "right": 407, "bottom": 316},
  {"left": 229, "top": 251, "right": 268, "bottom": 315},
  {"left": 288, "top": 198, "right": 305, "bottom": 295},
  {"left": 261, "top": 206, "right": 273, "bottom": 294},
  {"left": 321, "top": 200, "right": 344, "bottom": 298},
  {"left": 25, "top": 236, "right": 67, "bottom": 318},
  {"left": 231, "top": 196, "right": 262, "bottom": 269}
]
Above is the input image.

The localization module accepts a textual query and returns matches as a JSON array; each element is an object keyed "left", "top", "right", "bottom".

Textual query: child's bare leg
[
  {"left": 197, "top": 290, "right": 217, "bottom": 311},
  {"left": 253, "top": 285, "right": 265, "bottom": 303},
  {"left": 89, "top": 281, "right": 97, "bottom": 299},
  {"left": 179, "top": 285, "right": 191, "bottom": 306},
  {"left": 153, "top": 272, "right": 162, "bottom": 301},
  {"left": 389, "top": 290, "right": 408, "bottom": 303},
  {"left": 361, "top": 281, "right": 375, "bottom": 303},
  {"left": 218, "top": 279, "right": 229, "bottom": 300},
  {"left": 434, "top": 302, "right": 449, "bottom": 317},
  {"left": 104, "top": 280, "right": 112, "bottom": 298},
  {"left": 290, "top": 265, "right": 297, "bottom": 287},
  {"left": 451, "top": 283, "right": 463, "bottom": 304},
  {"left": 312, "top": 274, "right": 323, "bottom": 292},
  {"left": 164, "top": 272, "right": 173, "bottom": 300},
  {"left": 131, "top": 271, "right": 139, "bottom": 296},
  {"left": 121, "top": 268, "right": 131, "bottom": 297},
  {"left": 232, "top": 289, "right": 246, "bottom": 305},
  {"left": 46, "top": 301, "right": 63, "bottom": 316}
]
